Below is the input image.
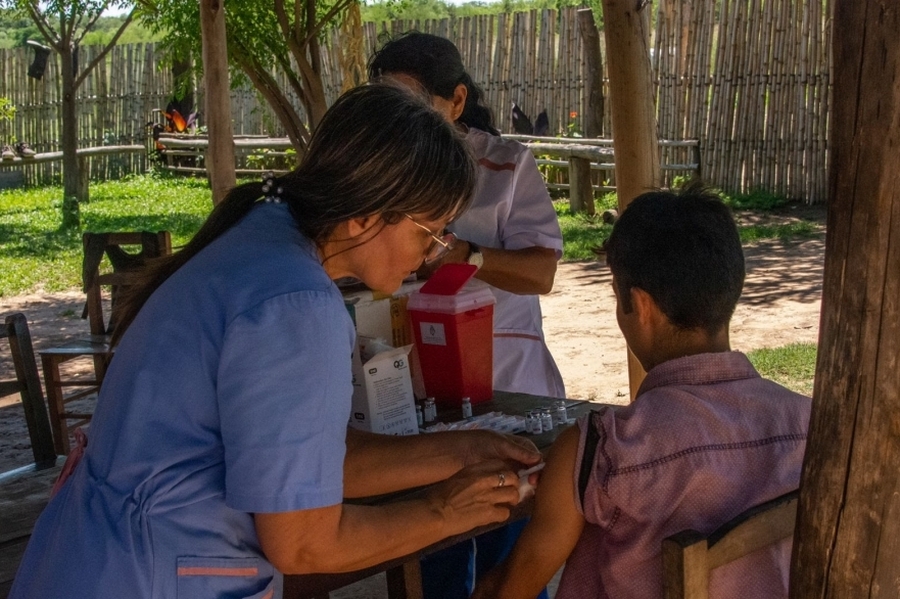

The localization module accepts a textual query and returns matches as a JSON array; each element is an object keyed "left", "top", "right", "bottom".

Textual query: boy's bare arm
[{"left": 473, "top": 425, "right": 586, "bottom": 599}]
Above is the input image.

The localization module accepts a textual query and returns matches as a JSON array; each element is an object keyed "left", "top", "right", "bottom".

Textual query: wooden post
[
  {"left": 568, "top": 156, "right": 595, "bottom": 215},
  {"left": 600, "top": 0, "right": 661, "bottom": 398},
  {"left": 577, "top": 8, "right": 604, "bottom": 138},
  {"left": 200, "top": 0, "right": 236, "bottom": 205},
  {"left": 790, "top": 0, "right": 900, "bottom": 596}
]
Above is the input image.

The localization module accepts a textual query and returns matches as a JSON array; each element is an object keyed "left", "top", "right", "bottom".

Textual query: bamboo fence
[
  {"left": 0, "top": 3, "right": 832, "bottom": 202},
  {"left": 654, "top": 0, "right": 831, "bottom": 201}
]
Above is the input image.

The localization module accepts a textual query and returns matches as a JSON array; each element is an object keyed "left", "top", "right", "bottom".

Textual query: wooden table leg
[
  {"left": 386, "top": 559, "right": 423, "bottom": 599},
  {"left": 40, "top": 354, "right": 69, "bottom": 455}
]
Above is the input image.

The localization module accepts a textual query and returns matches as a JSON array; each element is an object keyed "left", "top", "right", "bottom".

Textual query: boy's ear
[{"left": 631, "top": 287, "right": 665, "bottom": 327}]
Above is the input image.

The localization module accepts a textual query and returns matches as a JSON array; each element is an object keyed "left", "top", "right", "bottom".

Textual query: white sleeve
[{"left": 499, "top": 147, "right": 564, "bottom": 256}]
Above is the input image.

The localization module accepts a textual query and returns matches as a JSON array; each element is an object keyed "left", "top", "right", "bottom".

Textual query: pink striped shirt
[{"left": 556, "top": 351, "right": 810, "bottom": 599}]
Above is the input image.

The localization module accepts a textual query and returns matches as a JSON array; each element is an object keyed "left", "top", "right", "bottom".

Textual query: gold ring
[{"left": 497, "top": 472, "right": 506, "bottom": 488}]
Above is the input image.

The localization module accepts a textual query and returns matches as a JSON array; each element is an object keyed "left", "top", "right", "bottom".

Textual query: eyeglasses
[{"left": 404, "top": 214, "right": 458, "bottom": 264}]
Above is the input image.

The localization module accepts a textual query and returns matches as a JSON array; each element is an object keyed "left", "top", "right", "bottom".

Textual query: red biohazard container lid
[
  {"left": 419, "top": 263, "right": 479, "bottom": 295},
  {"left": 408, "top": 267, "right": 495, "bottom": 315}
]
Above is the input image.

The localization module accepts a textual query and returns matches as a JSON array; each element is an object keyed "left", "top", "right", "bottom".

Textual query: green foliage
[
  {"left": 747, "top": 342, "right": 817, "bottom": 396},
  {"left": 246, "top": 148, "right": 298, "bottom": 172},
  {"left": 558, "top": 189, "right": 822, "bottom": 261},
  {"left": 0, "top": 96, "right": 15, "bottom": 121},
  {"left": 0, "top": 6, "right": 40, "bottom": 48},
  {"left": 722, "top": 188, "right": 790, "bottom": 211},
  {"left": 138, "top": 0, "right": 345, "bottom": 87},
  {"left": 738, "top": 221, "right": 820, "bottom": 244},
  {"left": 81, "top": 16, "right": 160, "bottom": 45},
  {"left": 563, "top": 110, "right": 582, "bottom": 138},
  {"left": 555, "top": 192, "right": 617, "bottom": 261},
  {"left": 0, "top": 174, "right": 212, "bottom": 296},
  {"left": 360, "top": 0, "right": 591, "bottom": 22},
  {"left": 1, "top": 5, "right": 152, "bottom": 49}
]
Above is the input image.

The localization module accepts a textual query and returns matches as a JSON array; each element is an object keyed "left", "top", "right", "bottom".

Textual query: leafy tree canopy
[{"left": 361, "top": 0, "right": 591, "bottom": 23}]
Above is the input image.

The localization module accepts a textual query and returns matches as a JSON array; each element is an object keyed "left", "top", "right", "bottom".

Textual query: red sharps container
[{"left": 407, "top": 264, "right": 495, "bottom": 407}]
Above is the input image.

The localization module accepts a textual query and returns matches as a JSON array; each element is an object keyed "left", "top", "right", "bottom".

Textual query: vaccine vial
[
  {"left": 540, "top": 409, "right": 554, "bottom": 432},
  {"left": 531, "top": 410, "right": 544, "bottom": 434},
  {"left": 461, "top": 396, "right": 473, "bottom": 419},
  {"left": 416, "top": 404, "right": 424, "bottom": 427},
  {"left": 554, "top": 401, "right": 568, "bottom": 426},
  {"left": 524, "top": 410, "right": 535, "bottom": 434},
  {"left": 423, "top": 398, "right": 437, "bottom": 423}
]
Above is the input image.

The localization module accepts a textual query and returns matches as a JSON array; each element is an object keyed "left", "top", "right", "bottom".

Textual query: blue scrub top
[{"left": 10, "top": 203, "right": 356, "bottom": 599}]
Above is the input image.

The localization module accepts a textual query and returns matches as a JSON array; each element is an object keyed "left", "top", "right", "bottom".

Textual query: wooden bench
[{"left": 506, "top": 135, "right": 701, "bottom": 215}]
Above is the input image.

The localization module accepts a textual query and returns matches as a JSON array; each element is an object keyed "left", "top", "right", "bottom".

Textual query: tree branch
[
  {"left": 232, "top": 42, "right": 310, "bottom": 150},
  {"left": 302, "top": 0, "right": 355, "bottom": 51},
  {"left": 272, "top": 0, "right": 294, "bottom": 47},
  {"left": 75, "top": 5, "right": 109, "bottom": 46},
  {"left": 74, "top": 9, "right": 136, "bottom": 89},
  {"left": 25, "top": 1, "right": 61, "bottom": 50},
  {"left": 305, "top": 0, "right": 320, "bottom": 75}
]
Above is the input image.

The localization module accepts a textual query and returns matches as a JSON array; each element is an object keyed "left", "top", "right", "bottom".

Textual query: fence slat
[{"left": 0, "top": 7, "right": 832, "bottom": 202}]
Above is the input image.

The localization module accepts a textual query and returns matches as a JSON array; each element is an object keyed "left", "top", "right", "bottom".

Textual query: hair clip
[{"left": 261, "top": 172, "right": 282, "bottom": 203}]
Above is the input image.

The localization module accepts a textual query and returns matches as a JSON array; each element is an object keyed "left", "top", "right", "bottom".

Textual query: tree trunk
[
  {"left": 200, "top": 0, "right": 236, "bottom": 205},
  {"left": 599, "top": 0, "right": 660, "bottom": 398},
  {"left": 577, "top": 8, "right": 604, "bottom": 138},
  {"left": 789, "top": 1, "right": 900, "bottom": 596},
  {"left": 60, "top": 45, "right": 81, "bottom": 229}
]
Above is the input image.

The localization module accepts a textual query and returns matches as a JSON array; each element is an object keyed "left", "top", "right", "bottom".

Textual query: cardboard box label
[{"left": 349, "top": 344, "right": 418, "bottom": 436}]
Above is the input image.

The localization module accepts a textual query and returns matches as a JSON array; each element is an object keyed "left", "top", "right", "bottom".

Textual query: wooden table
[{"left": 283, "top": 391, "right": 602, "bottom": 599}]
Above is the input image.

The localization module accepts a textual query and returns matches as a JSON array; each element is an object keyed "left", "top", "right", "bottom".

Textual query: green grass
[
  {"left": 1, "top": 178, "right": 824, "bottom": 296},
  {"left": 557, "top": 189, "right": 823, "bottom": 261},
  {"left": 746, "top": 342, "right": 817, "bottom": 396},
  {"left": 0, "top": 174, "right": 213, "bottom": 297},
  {"left": 738, "top": 221, "right": 820, "bottom": 243},
  {"left": 555, "top": 192, "right": 618, "bottom": 261}
]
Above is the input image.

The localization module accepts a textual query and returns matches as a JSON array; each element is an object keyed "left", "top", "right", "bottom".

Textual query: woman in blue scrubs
[{"left": 10, "top": 83, "right": 541, "bottom": 599}]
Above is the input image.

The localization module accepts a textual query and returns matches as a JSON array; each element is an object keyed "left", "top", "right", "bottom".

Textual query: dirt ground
[{"left": 0, "top": 205, "right": 826, "bottom": 474}]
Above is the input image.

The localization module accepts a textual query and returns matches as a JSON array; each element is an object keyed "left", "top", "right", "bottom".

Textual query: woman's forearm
[
  {"left": 475, "top": 245, "right": 558, "bottom": 295},
  {"left": 343, "top": 428, "right": 542, "bottom": 498}
]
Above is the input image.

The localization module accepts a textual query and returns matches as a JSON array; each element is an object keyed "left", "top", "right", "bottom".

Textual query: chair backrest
[
  {"left": 0, "top": 313, "right": 56, "bottom": 467},
  {"left": 82, "top": 231, "right": 172, "bottom": 336},
  {"left": 661, "top": 489, "right": 799, "bottom": 599}
]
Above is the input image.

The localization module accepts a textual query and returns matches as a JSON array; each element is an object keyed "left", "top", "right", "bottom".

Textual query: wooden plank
[{"left": 791, "top": 0, "right": 900, "bottom": 593}]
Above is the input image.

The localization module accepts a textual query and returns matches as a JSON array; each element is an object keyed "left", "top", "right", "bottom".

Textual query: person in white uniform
[
  {"left": 369, "top": 32, "right": 566, "bottom": 400},
  {"left": 369, "top": 32, "right": 565, "bottom": 599}
]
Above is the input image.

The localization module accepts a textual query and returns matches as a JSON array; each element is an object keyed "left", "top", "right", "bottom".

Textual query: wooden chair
[
  {"left": 39, "top": 231, "right": 171, "bottom": 454},
  {"left": 662, "top": 489, "right": 799, "bottom": 599},
  {"left": 1, "top": 313, "right": 57, "bottom": 470}
]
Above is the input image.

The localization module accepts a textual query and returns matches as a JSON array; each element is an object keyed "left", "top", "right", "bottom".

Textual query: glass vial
[
  {"left": 416, "top": 404, "right": 424, "bottom": 427},
  {"left": 423, "top": 397, "right": 437, "bottom": 423},
  {"left": 461, "top": 396, "right": 473, "bottom": 419},
  {"left": 540, "top": 408, "right": 554, "bottom": 432},
  {"left": 554, "top": 401, "right": 568, "bottom": 426},
  {"left": 524, "top": 410, "right": 536, "bottom": 434}
]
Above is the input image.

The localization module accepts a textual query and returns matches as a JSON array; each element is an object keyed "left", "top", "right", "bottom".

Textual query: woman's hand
[
  {"left": 462, "top": 429, "right": 542, "bottom": 469},
  {"left": 426, "top": 459, "right": 522, "bottom": 538}
]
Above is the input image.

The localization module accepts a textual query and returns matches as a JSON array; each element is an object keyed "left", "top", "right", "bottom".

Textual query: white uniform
[{"left": 449, "top": 127, "right": 566, "bottom": 398}]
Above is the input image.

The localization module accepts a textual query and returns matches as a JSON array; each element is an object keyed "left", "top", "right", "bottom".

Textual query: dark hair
[
  {"left": 112, "top": 83, "right": 477, "bottom": 345},
  {"left": 602, "top": 182, "right": 745, "bottom": 334},
  {"left": 368, "top": 31, "right": 500, "bottom": 136}
]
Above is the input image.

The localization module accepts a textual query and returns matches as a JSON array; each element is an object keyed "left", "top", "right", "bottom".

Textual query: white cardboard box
[
  {"left": 348, "top": 343, "right": 419, "bottom": 436},
  {"left": 344, "top": 279, "right": 427, "bottom": 399}
]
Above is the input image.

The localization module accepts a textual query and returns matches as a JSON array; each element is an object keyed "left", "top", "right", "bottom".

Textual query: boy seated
[{"left": 473, "top": 184, "right": 812, "bottom": 599}]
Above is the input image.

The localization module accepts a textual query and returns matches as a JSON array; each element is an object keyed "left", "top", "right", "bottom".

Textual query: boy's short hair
[{"left": 604, "top": 181, "right": 745, "bottom": 334}]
